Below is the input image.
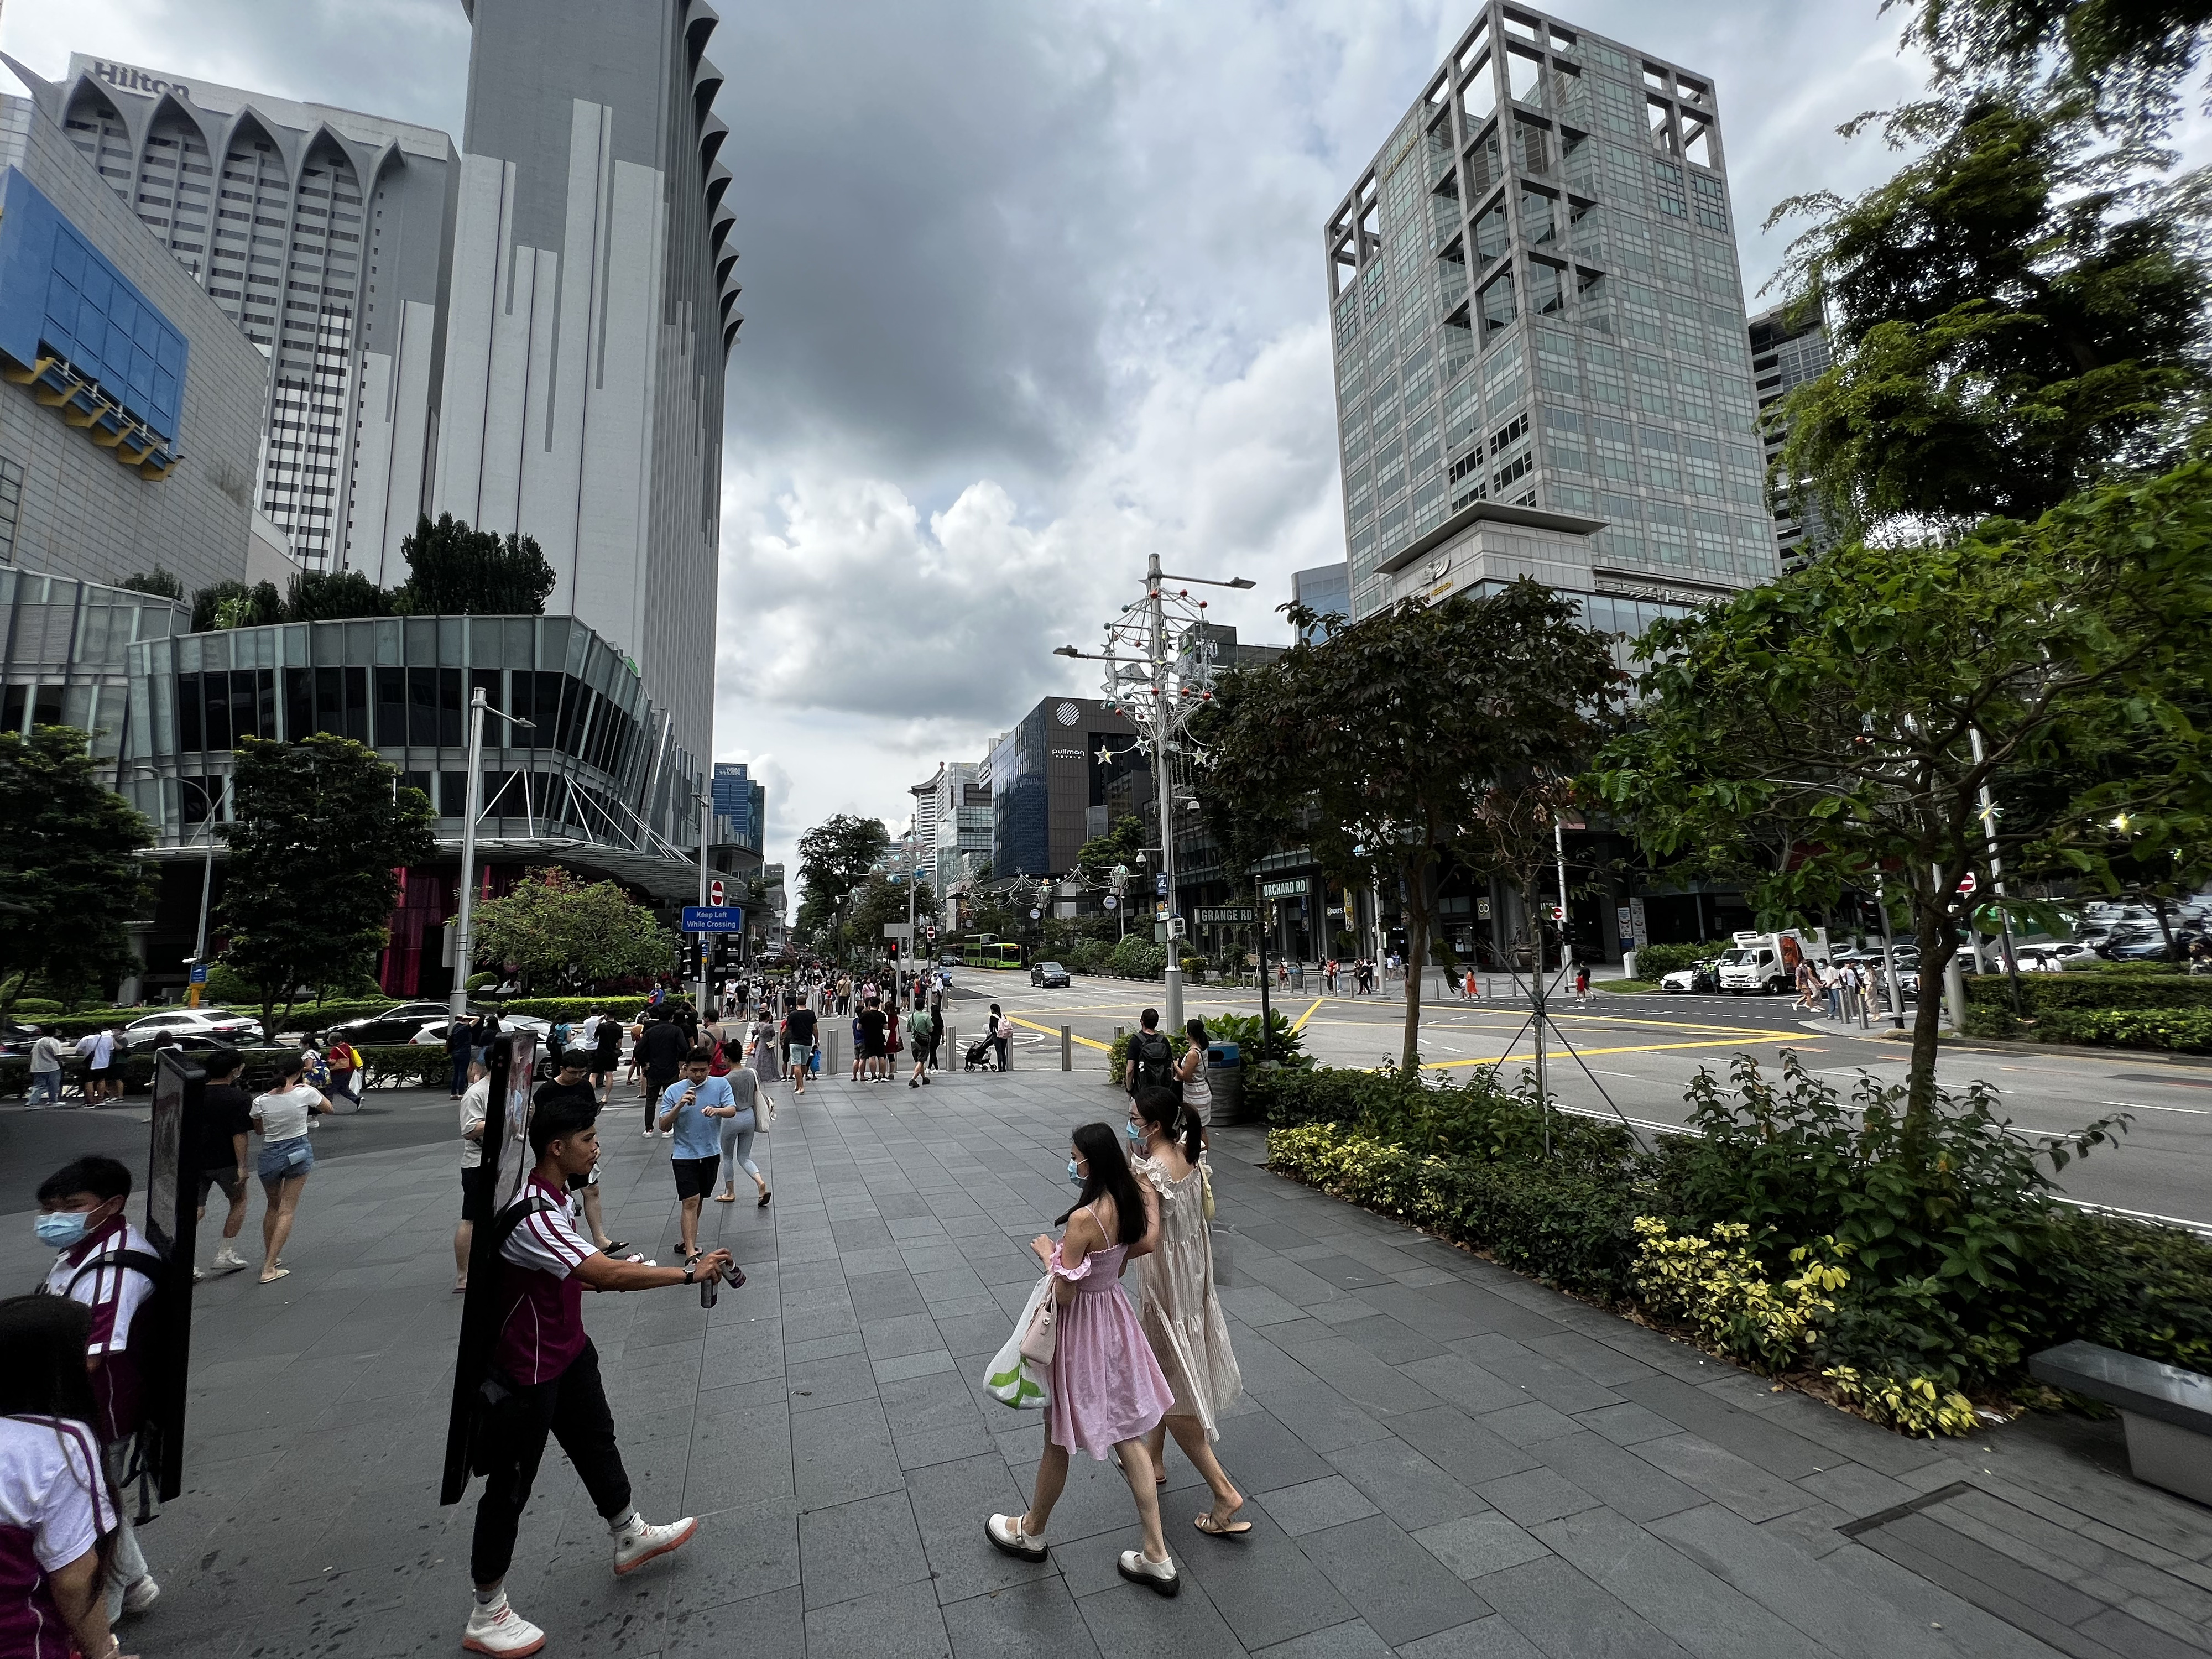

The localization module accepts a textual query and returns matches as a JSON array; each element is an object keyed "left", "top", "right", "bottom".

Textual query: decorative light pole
[
  {"left": 450, "top": 688, "right": 535, "bottom": 1019},
  {"left": 1056, "top": 552, "right": 1253, "bottom": 1033}
]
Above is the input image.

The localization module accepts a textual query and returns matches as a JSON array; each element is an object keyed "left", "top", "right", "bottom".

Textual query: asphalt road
[
  {"left": 956, "top": 969, "right": 2212, "bottom": 1229},
  {"left": 9, "top": 972, "right": 2202, "bottom": 1230}
]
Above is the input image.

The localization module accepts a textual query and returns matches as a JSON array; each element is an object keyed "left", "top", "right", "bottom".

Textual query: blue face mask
[
  {"left": 1066, "top": 1158, "right": 1084, "bottom": 1185},
  {"left": 35, "top": 1211, "right": 90, "bottom": 1249},
  {"left": 1125, "top": 1120, "right": 1145, "bottom": 1144}
]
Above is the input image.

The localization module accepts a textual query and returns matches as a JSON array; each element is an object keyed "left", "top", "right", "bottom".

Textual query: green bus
[{"left": 961, "top": 938, "right": 1025, "bottom": 969}]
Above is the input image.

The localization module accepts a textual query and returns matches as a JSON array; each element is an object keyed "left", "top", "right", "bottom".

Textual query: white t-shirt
[
  {"left": 253, "top": 1085, "right": 322, "bottom": 1142},
  {"left": 42, "top": 1219, "right": 155, "bottom": 1358},
  {"left": 459, "top": 1075, "right": 491, "bottom": 1167},
  {"left": 0, "top": 1415, "right": 116, "bottom": 1574}
]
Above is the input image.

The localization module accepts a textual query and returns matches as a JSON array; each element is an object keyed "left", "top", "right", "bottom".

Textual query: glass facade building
[
  {"left": 1326, "top": 4, "right": 1772, "bottom": 619},
  {"left": 1747, "top": 303, "right": 1835, "bottom": 570},
  {"left": 122, "top": 613, "right": 708, "bottom": 885},
  {"left": 0, "top": 568, "right": 185, "bottom": 759}
]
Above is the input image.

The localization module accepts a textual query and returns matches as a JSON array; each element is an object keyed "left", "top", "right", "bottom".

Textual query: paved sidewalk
[{"left": 6, "top": 1066, "right": 2208, "bottom": 1657}]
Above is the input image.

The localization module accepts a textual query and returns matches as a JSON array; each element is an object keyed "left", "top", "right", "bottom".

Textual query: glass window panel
[
  {"left": 440, "top": 667, "right": 464, "bottom": 747},
  {"left": 344, "top": 667, "right": 368, "bottom": 744},
  {"left": 377, "top": 668, "right": 406, "bottom": 747},
  {"left": 178, "top": 673, "right": 201, "bottom": 751},
  {"left": 204, "top": 673, "right": 231, "bottom": 751}
]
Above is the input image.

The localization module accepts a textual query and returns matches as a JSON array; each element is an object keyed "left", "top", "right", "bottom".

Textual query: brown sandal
[
  {"left": 1194, "top": 1510, "right": 1253, "bottom": 1537},
  {"left": 713, "top": 1193, "right": 738, "bottom": 1203}
]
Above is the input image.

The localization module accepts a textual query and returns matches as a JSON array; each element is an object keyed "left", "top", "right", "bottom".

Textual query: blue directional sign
[
  {"left": 187, "top": 964, "right": 209, "bottom": 984},
  {"left": 681, "top": 905, "right": 744, "bottom": 933}
]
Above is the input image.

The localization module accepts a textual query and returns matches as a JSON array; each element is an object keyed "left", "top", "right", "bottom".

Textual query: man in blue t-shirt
[{"left": 656, "top": 1049, "right": 735, "bottom": 1265}]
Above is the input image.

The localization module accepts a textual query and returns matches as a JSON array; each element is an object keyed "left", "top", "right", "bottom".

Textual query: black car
[
  {"left": 1030, "top": 961, "right": 1071, "bottom": 988},
  {"left": 324, "top": 1000, "right": 485, "bottom": 1046}
]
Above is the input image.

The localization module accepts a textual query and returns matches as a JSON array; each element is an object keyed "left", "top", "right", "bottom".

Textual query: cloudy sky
[{"left": 0, "top": 0, "right": 2007, "bottom": 873}]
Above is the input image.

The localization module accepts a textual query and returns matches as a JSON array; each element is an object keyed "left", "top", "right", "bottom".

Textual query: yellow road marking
[
  {"left": 1005, "top": 1015, "right": 1112, "bottom": 1052},
  {"left": 1420, "top": 1033, "right": 1810, "bottom": 1068},
  {"left": 1290, "top": 998, "right": 1324, "bottom": 1035}
]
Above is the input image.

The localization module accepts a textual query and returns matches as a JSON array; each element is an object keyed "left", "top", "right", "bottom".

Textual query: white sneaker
[
  {"left": 462, "top": 1593, "right": 545, "bottom": 1656},
  {"left": 611, "top": 1512, "right": 697, "bottom": 1575},
  {"left": 120, "top": 1575, "right": 160, "bottom": 1616},
  {"left": 213, "top": 1245, "right": 249, "bottom": 1274}
]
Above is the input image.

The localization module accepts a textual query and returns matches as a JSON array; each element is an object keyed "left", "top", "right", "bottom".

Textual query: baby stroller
[{"left": 962, "top": 1034, "right": 1000, "bottom": 1072}]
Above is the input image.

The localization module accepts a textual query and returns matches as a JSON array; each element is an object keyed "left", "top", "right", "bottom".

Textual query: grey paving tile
[
  {"left": 666, "top": 1494, "right": 802, "bottom": 1616},
  {"left": 941, "top": 1576, "right": 1104, "bottom": 1659},
  {"left": 1300, "top": 1512, "right": 1493, "bottom": 1646},
  {"left": 1255, "top": 1474, "right": 1381, "bottom": 1536},
  {"left": 1474, "top": 1467, "right": 1600, "bottom": 1527},
  {"left": 791, "top": 1397, "right": 904, "bottom": 1510},
  {"left": 1393, "top": 1407, "right": 1542, "bottom": 1489},
  {"left": 1397, "top": 1613, "right": 1550, "bottom": 1658},
  {"left": 798, "top": 1488, "right": 932, "bottom": 1610},
  {"left": 1250, "top": 1382, "right": 1397, "bottom": 1455},
  {"left": 1574, "top": 1401, "right": 1681, "bottom": 1447},
  {"left": 1526, "top": 1430, "right": 1703, "bottom": 1523},
  {"left": 904, "top": 1452, "right": 1056, "bottom": 1605},
  {"left": 1212, "top": 1406, "right": 1339, "bottom": 1492},
  {"left": 1629, "top": 1432, "right": 1813, "bottom": 1524},
  {"left": 1323, "top": 1434, "right": 1491, "bottom": 1531},
  {"left": 1415, "top": 1510, "right": 1553, "bottom": 1582},
  {"left": 1400, "top": 1355, "right": 1531, "bottom": 1416},
  {"left": 1250, "top": 1617, "right": 1396, "bottom": 1658},
  {"left": 1615, "top": 1374, "right": 1835, "bottom": 1480},
  {"left": 1074, "top": 1572, "right": 1250, "bottom": 1658},
  {"left": 804, "top": 1577, "right": 953, "bottom": 1658},
  {"left": 1176, "top": 1504, "right": 1361, "bottom": 1648},
  {"left": 1472, "top": 1554, "right": 1695, "bottom": 1659},
  {"left": 1478, "top": 1402, "right": 1585, "bottom": 1447}
]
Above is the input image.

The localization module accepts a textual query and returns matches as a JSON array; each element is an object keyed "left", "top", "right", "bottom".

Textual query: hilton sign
[{"left": 87, "top": 61, "right": 195, "bottom": 102}]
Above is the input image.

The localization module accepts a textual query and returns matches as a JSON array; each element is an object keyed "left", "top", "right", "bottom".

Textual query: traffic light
[{"left": 887, "top": 940, "right": 900, "bottom": 961}]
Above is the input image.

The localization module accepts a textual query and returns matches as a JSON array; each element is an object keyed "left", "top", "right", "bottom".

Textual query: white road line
[{"left": 2100, "top": 1100, "right": 2210, "bottom": 1116}]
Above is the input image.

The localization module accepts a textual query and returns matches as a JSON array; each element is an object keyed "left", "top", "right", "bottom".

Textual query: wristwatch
[{"left": 682, "top": 1262, "right": 696, "bottom": 1284}]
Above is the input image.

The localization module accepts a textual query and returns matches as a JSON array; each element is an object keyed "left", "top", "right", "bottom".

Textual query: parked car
[
  {"left": 2012, "top": 942, "right": 2098, "bottom": 972},
  {"left": 118, "top": 1008, "right": 264, "bottom": 1050},
  {"left": 1029, "top": 961, "right": 1072, "bottom": 988},
  {"left": 408, "top": 1013, "right": 553, "bottom": 1047},
  {"left": 324, "top": 1000, "right": 491, "bottom": 1047},
  {"left": 1, "top": 1023, "right": 43, "bottom": 1060}
]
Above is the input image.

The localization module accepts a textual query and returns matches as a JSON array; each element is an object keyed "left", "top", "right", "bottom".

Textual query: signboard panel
[
  {"left": 1198, "top": 906, "right": 1258, "bottom": 924},
  {"left": 682, "top": 905, "right": 744, "bottom": 933},
  {"left": 1260, "top": 879, "right": 1305, "bottom": 899}
]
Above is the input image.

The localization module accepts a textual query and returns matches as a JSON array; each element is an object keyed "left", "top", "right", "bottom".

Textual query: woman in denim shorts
[{"left": 250, "top": 1053, "right": 335, "bottom": 1285}]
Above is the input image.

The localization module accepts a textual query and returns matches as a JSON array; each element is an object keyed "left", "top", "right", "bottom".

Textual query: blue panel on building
[{"left": 0, "top": 167, "right": 187, "bottom": 442}]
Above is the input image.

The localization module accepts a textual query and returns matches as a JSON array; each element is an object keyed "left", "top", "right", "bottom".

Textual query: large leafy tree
[
  {"left": 217, "top": 735, "right": 437, "bottom": 1031},
  {"left": 1765, "top": 93, "right": 2210, "bottom": 543},
  {"left": 0, "top": 727, "right": 154, "bottom": 1021},
  {"left": 795, "top": 812, "right": 889, "bottom": 958},
  {"left": 1900, "top": 0, "right": 2212, "bottom": 125},
  {"left": 1207, "top": 580, "right": 1623, "bottom": 1072},
  {"left": 1074, "top": 814, "right": 1149, "bottom": 885},
  {"left": 466, "top": 867, "right": 676, "bottom": 993},
  {"left": 392, "top": 513, "right": 558, "bottom": 616},
  {"left": 1589, "top": 462, "right": 2212, "bottom": 1116}
]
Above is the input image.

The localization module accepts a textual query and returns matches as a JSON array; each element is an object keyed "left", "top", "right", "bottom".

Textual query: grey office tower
[
  {"left": 431, "top": 0, "right": 739, "bottom": 766},
  {"left": 1325, "top": 6, "right": 1772, "bottom": 625}
]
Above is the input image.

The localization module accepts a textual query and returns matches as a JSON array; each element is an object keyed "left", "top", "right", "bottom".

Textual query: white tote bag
[{"left": 984, "top": 1275, "right": 1053, "bottom": 1409}]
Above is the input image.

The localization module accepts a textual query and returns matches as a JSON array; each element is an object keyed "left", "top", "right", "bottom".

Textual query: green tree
[
  {"left": 0, "top": 727, "right": 154, "bottom": 1023},
  {"left": 191, "top": 580, "right": 284, "bottom": 633},
  {"left": 1901, "top": 0, "right": 2212, "bottom": 125},
  {"left": 216, "top": 734, "right": 437, "bottom": 1031},
  {"left": 1766, "top": 95, "right": 2209, "bottom": 544},
  {"left": 392, "top": 513, "right": 558, "bottom": 615},
  {"left": 1074, "top": 814, "right": 1149, "bottom": 884},
  {"left": 286, "top": 567, "right": 394, "bottom": 620},
  {"left": 1209, "top": 581, "right": 1623, "bottom": 1072},
  {"left": 1589, "top": 462, "right": 2212, "bottom": 1116},
  {"left": 465, "top": 866, "right": 676, "bottom": 993},
  {"left": 116, "top": 568, "right": 182, "bottom": 601},
  {"left": 795, "top": 812, "right": 889, "bottom": 958}
]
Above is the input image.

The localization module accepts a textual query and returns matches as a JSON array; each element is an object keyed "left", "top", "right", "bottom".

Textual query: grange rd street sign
[
  {"left": 682, "top": 905, "right": 744, "bottom": 933},
  {"left": 1197, "top": 906, "right": 1257, "bottom": 924}
]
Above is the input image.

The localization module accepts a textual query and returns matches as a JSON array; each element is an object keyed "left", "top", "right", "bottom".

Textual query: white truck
[{"left": 1715, "top": 928, "right": 1830, "bottom": 995}]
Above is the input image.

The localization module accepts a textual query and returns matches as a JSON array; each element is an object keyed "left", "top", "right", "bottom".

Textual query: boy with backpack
[
  {"left": 1123, "top": 1007, "right": 1175, "bottom": 1097},
  {"left": 35, "top": 1155, "right": 162, "bottom": 1622}
]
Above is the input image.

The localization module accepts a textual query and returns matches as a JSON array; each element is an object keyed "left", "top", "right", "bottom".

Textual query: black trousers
[{"left": 470, "top": 1341, "right": 632, "bottom": 1585}]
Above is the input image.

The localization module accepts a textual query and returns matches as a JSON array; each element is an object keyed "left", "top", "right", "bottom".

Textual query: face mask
[
  {"left": 35, "top": 1211, "right": 90, "bottom": 1249},
  {"left": 1066, "top": 1159, "right": 1084, "bottom": 1185},
  {"left": 1125, "top": 1120, "right": 1145, "bottom": 1144}
]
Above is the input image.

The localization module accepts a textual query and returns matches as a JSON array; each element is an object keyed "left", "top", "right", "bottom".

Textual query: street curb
[{"left": 1871, "top": 1027, "right": 2212, "bottom": 1070}]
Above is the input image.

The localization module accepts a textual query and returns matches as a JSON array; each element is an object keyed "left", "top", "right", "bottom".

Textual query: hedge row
[
  {"left": 1630, "top": 942, "right": 1732, "bottom": 981},
  {"left": 1965, "top": 1005, "right": 2212, "bottom": 1053},
  {"left": 1961, "top": 971, "right": 2212, "bottom": 1014},
  {"left": 18, "top": 999, "right": 398, "bottom": 1042}
]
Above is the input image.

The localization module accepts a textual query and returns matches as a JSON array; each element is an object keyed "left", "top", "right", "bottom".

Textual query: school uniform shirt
[
  {"left": 492, "top": 1174, "right": 597, "bottom": 1386},
  {"left": 0, "top": 1413, "right": 119, "bottom": 1659},
  {"left": 43, "top": 1215, "right": 154, "bottom": 1443},
  {"left": 661, "top": 1074, "right": 733, "bottom": 1160}
]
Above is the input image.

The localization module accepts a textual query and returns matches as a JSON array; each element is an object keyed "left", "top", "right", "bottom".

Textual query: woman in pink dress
[{"left": 986, "top": 1123, "right": 1180, "bottom": 1594}]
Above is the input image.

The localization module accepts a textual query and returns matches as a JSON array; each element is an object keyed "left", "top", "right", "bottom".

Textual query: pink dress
[{"left": 1045, "top": 1222, "right": 1174, "bottom": 1460}]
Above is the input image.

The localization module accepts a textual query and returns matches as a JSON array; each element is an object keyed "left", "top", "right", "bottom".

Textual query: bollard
[
  {"left": 827, "top": 1030, "right": 841, "bottom": 1076},
  {"left": 1061, "top": 1025, "right": 1072, "bottom": 1071}
]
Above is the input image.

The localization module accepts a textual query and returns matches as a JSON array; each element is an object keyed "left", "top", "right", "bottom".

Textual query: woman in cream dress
[{"left": 1128, "top": 1083, "right": 1249, "bottom": 1536}]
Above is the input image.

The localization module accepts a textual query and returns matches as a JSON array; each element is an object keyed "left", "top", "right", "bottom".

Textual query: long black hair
[
  {"left": 0, "top": 1295, "right": 101, "bottom": 1425},
  {"left": 1134, "top": 1084, "right": 1202, "bottom": 1165},
  {"left": 1058, "top": 1121, "right": 1147, "bottom": 1245}
]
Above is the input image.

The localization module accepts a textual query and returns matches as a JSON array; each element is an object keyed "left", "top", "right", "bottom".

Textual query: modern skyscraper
[
  {"left": 10, "top": 54, "right": 457, "bottom": 576},
  {"left": 928, "top": 760, "right": 992, "bottom": 900},
  {"left": 1326, "top": 4, "right": 1772, "bottom": 621},
  {"left": 1747, "top": 302, "right": 1835, "bottom": 570},
  {"left": 1290, "top": 562, "right": 1352, "bottom": 641},
  {"left": 712, "top": 759, "right": 766, "bottom": 854},
  {"left": 430, "top": 0, "right": 739, "bottom": 766}
]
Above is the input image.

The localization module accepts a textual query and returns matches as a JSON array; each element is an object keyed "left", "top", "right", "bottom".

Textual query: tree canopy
[
  {"left": 1207, "top": 580, "right": 1623, "bottom": 1072},
  {"left": 392, "top": 513, "right": 559, "bottom": 615},
  {"left": 0, "top": 727, "right": 154, "bottom": 1021},
  {"left": 795, "top": 813, "right": 890, "bottom": 958},
  {"left": 1589, "top": 460, "right": 2212, "bottom": 1113},
  {"left": 1899, "top": 0, "right": 2212, "bottom": 125},
  {"left": 466, "top": 867, "right": 675, "bottom": 994},
  {"left": 1765, "top": 94, "right": 2210, "bottom": 542},
  {"left": 216, "top": 735, "right": 437, "bottom": 1030}
]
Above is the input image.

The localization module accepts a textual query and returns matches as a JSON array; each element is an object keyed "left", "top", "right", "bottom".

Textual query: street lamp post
[
  {"left": 697, "top": 792, "right": 712, "bottom": 1016},
  {"left": 1056, "top": 552, "right": 1253, "bottom": 1035},
  {"left": 449, "top": 688, "right": 534, "bottom": 1020}
]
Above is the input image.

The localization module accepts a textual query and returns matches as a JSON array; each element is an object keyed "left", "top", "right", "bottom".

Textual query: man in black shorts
[
  {"left": 858, "top": 999, "right": 889, "bottom": 1082},
  {"left": 191, "top": 1050, "right": 254, "bottom": 1277},
  {"left": 633, "top": 1011, "right": 690, "bottom": 1137},
  {"left": 782, "top": 1003, "right": 816, "bottom": 1097}
]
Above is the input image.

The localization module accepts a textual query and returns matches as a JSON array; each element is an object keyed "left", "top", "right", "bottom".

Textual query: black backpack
[{"left": 1131, "top": 1030, "right": 1173, "bottom": 1089}]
